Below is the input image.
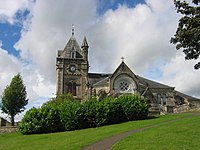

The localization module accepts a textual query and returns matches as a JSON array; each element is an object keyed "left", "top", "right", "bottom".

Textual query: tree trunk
[{"left": 11, "top": 115, "right": 15, "bottom": 126}]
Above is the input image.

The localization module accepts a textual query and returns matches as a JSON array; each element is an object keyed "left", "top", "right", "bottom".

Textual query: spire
[{"left": 81, "top": 36, "right": 89, "bottom": 48}]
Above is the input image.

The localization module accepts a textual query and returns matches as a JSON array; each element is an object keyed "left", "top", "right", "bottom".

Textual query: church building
[{"left": 56, "top": 31, "right": 200, "bottom": 114}]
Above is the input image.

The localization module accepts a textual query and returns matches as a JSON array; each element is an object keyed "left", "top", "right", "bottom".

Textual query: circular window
[{"left": 113, "top": 75, "right": 136, "bottom": 93}]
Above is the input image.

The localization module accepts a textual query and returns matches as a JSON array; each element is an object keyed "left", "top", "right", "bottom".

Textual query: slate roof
[
  {"left": 93, "top": 77, "right": 110, "bottom": 87},
  {"left": 60, "top": 35, "right": 83, "bottom": 58},
  {"left": 175, "top": 91, "right": 200, "bottom": 101},
  {"left": 88, "top": 73, "right": 111, "bottom": 86},
  {"left": 88, "top": 72, "right": 174, "bottom": 90},
  {"left": 137, "top": 76, "right": 174, "bottom": 89}
]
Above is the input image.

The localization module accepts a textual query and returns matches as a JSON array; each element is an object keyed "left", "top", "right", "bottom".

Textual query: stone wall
[{"left": 0, "top": 126, "right": 18, "bottom": 134}]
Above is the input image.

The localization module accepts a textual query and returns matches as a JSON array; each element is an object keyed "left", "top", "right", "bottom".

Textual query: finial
[
  {"left": 121, "top": 56, "right": 125, "bottom": 62},
  {"left": 72, "top": 24, "right": 75, "bottom": 35}
]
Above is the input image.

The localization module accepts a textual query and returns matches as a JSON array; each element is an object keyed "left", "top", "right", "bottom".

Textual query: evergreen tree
[
  {"left": 1, "top": 73, "right": 28, "bottom": 126},
  {"left": 171, "top": 0, "right": 200, "bottom": 69}
]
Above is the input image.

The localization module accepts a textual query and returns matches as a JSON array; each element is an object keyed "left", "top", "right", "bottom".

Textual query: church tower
[{"left": 56, "top": 30, "right": 89, "bottom": 100}]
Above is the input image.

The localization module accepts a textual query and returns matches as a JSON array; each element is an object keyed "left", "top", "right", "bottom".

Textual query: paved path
[{"left": 82, "top": 114, "right": 199, "bottom": 150}]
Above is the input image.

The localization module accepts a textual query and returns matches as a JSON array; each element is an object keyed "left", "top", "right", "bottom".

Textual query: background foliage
[
  {"left": 171, "top": 0, "right": 200, "bottom": 69},
  {"left": 1, "top": 73, "right": 28, "bottom": 126}
]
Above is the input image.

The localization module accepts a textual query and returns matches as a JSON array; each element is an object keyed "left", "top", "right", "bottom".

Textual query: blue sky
[
  {"left": 0, "top": 22, "right": 21, "bottom": 56},
  {"left": 0, "top": 0, "right": 146, "bottom": 58},
  {"left": 0, "top": 9, "right": 30, "bottom": 56},
  {"left": 0, "top": 0, "right": 200, "bottom": 121},
  {"left": 97, "top": 0, "right": 145, "bottom": 14}
]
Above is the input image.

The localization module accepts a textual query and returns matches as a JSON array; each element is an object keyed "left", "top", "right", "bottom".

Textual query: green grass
[
  {"left": 0, "top": 113, "right": 196, "bottom": 150},
  {"left": 112, "top": 113, "right": 200, "bottom": 150}
]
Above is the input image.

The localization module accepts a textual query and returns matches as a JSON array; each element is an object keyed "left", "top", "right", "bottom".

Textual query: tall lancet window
[
  {"left": 67, "top": 81, "right": 76, "bottom": 96},
  {"left": 70, "top": 51, "right": 76, "bottom": 58},
  {"left": 70, "top": 47, "right": 76, "bottom": 58}
]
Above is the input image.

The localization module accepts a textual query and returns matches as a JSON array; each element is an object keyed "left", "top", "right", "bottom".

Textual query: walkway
[{"left": 82, "top": 114, "right": 199, "bottom": 150}]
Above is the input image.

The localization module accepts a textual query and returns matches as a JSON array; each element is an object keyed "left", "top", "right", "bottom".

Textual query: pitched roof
[
  {"left": 175, "top": 91, "right": 200, "bottom": 101},
  {"left": 111, "top": 61, "right": 137, "bottom": 79},
  {"left": 60, "top": 35, "right": 82, "bottom": 58},
  {"left": 93, "top": 77, "right": 110, "bottom": 87},
  {"left": 88, "top": 73, "right": 111, "bottom": 85},
  {"left": 137, "top": 76, "right": 174, "bottom": 89}
]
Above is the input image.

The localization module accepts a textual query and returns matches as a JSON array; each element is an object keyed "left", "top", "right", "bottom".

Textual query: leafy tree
[
  {"left": 170, "top": 0, "right": 200, "bottom": 69},
  {"left": 1, "top": 73, "right": 28, "bottom": 126}
]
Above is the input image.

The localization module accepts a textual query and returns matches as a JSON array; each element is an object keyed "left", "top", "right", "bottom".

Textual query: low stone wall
[
  {"left": 174, "top": 104, "right": 189, "bottom": 113},
  {"left": 189, "top": 107, "right": 200, "bottom": 112},
  {"left": 0, "top": 126, "right": 18, "bottom": 134}
]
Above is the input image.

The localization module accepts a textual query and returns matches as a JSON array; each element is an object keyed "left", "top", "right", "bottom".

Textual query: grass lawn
[
  {"left": 112, "top": 113, "right": 200, "bottom": 150},
  {"left": 0, "top": 113, "right": 197, "bottom": 150}
]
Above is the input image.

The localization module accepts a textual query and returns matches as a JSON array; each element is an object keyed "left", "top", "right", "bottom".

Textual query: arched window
[
  {"left": 162, "top": 94, "right": 167, "bottom": 105},
  {"left": 113, "top": 75, "right": 136, "bottom": 94},
  {"left": 70, "top": 51, "right": 76, "bottom": 58},
  {"left": 157, "top": 94, "right": 161, "bottom": 104},
  {"left": 67, "top": 81, "right": 76, "bottom": 96}
]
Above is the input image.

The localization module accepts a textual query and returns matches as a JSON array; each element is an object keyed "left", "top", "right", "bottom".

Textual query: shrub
[
  {"left": 117, "top": 94, "right": 148, "bottom": 120},
  {"left": 19, "top": 94, "right": 148, "bottom": 134},
  {"left": 39, "top": 103, "right": 63, "bottom": 133},
  {"left": 59, "top": 100, "right": 87, "bottom": 130},
  {"left": 102, "top": 97, "right": 127, "bottom": 125},
  {"left": 83, "top": 97, "right": 127, "bottom": 127},
  {"left": 19, "top": 107, "right": 41, "bottom": 134},
  {"left": 19, "top": 102, "right": 64, "bottom": 135},
  {"left": 83, "top": 98, "right": 99, "bottom": 127}
]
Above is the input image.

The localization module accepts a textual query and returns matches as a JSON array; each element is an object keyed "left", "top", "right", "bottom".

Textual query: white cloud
[
  {"left": 89, "top": 0, "right": 179, "bottom": 74},
  {"left": 15, "top": 0, "right": 97, "bottom": 84},
  {"left": 0, "top": 41, "right": 53, "bottom": 112},
  {"left": 0, "top": 41, "right": 21, "bottom": 94},
  {"left": 14, "top": 0, "right": 200, "bottom": 99},
  {"left": 0, "top": 0, "right": 34, "bottom": 24},
  {"left": 0, "top": 43, "right": 54, "bottom": 120},
  {"left": 88, "top": 0, "right": 200, "bottom": 98},
  {"left": 1, "top": 0, "right": 200, "bottom": 123},
  {"left": 163, "top": 51, "right": 200, "bottom": 97}
]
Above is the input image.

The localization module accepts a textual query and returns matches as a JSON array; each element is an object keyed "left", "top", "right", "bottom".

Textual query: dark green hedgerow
[
  {"left": 19, "top": 94, "right": 148, "bottom": 135},
  {"left": 117, "top": 94, "right": 148, "bottom": 120}
]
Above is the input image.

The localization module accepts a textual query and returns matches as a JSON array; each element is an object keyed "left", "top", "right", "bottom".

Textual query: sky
[{"left": 0, "top": 0, "right": 200, "bottom": 121}]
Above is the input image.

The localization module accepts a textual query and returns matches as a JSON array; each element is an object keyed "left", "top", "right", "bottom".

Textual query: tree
[
  {"left": 1, "top": 73, "right": 28, "bottom": 126},
  {"left": 170, "top": 0, "right": 200, "bottom": 69}
]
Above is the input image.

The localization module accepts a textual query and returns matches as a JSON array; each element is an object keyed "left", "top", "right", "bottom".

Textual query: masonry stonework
[{"left": 56, "top": 33, "right": 200, "bottom": 114}]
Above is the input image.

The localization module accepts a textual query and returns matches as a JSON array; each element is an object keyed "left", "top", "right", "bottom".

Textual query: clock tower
[{"left": 56, "top": 31, "right": 89, "bottom": 100}]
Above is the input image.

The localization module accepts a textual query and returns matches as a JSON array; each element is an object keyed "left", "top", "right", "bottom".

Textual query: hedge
[{"left": 19, "top": 94, "right": 148, "bottom": 134}]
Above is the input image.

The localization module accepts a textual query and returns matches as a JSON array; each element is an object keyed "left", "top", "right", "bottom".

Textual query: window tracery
[{"left": 114, "top": 75, "right": 136, "bottom": 93}]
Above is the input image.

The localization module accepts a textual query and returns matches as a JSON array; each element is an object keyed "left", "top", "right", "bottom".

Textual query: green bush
[
  {"left": 59, "top": 100, "right": 87, "bottom": 130},
  {"left": 117, "top": 94, "right": 148, "bottom": 120},
  {"left": 82, "top": 97, "right": 126, "bottom": 127},
  {"left": 19, "top": 103, "right": 64, "bottom": 135},
  {"left": 39, "top": 103, "right": 63, "bottom": 133},
  {"left": 19, "top": 107, "right": 42, "bottom": 134},
  {"left": 19, "top": 94, "right": 148, "bottom": 134},
  {"left": 83, "top": 98, "right": 99, "bottom": 127},
  {"left": 104, "top": 97, "right": 127, "bottom": 124}
]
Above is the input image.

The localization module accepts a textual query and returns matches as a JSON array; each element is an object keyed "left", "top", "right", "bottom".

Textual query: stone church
[{"left": 56, "top": 31, "right": 200, "bottom": 114}]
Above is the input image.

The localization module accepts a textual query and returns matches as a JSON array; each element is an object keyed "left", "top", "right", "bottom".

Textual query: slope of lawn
[
  {"left": 112, "top": 113, "right": 200, "bottom": 150},
  {"left": 0, "top": 113, "right": 195, "bottom": 150}
]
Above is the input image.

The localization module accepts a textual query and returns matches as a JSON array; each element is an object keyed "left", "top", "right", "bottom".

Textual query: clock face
[{"left": 69, "top": 65, "right": 76, "bottom": 73}]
